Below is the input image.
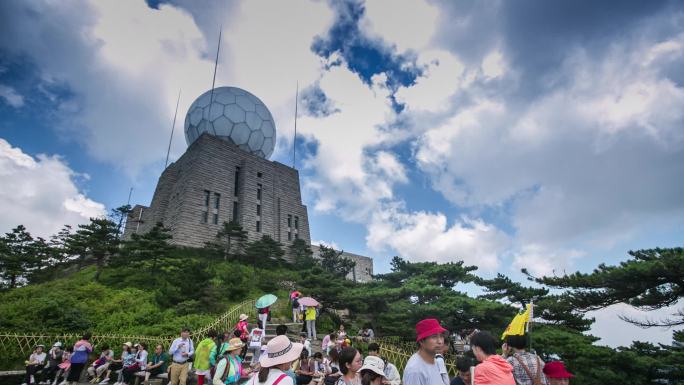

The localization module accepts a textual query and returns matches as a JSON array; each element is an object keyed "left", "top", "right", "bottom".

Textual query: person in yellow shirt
[{"left": 305, "top": 306, "right": 317, "bottom": 341}]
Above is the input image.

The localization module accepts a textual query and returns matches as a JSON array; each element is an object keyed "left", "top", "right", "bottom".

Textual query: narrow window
[
  {"left": 287, "top": 215, "right": 292, "bottom": 228},
  {"left": 294, "top": 232, "right": 299, "bottom": 240},
  {"left": 202, "top": 211, "right": 208, "bottom": 223},
  {"left": 257, "top": 204, "right": 262, "bottom": 216},
  {"left": 294, "top": 216, "right": 299, "bottom": 230},
  {"left": 213, "top": 213, "right": 219, "bottom": 224},
  {"left": 204, "top": 190, "right": 210, "bottom": 206},
  {"left": 256, "top": 220, "right": 261, "bottom": 232},
  {"left": 257, "top": 183, "right": 262, "bottom": 201},
  {"left": 288, "top": 231, "right": 292, "bottom": 241},
  {"left": 234, "top": 167, "right": 240, "bottom": 197},
  {"left": 214, "top": 193, "right": 221, "bottom": 209},
  {"left": 257, "top": 172, "right": 263, "bottom": 178},
  {"left": 232, "top": 201, "right": 239, "bottom": 222}
]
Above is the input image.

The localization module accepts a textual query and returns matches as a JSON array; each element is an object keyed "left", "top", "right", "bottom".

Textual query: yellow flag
[{"left": 501, "top": 304, "right": 531, "bottom": 340}]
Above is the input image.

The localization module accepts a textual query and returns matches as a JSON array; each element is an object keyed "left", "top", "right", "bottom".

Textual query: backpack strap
[
  {"left": 272, "top": 374, "right": 288, "bottom": 385},
  {"left": 513, "top": 354, "right": 537, "bottom": 382}
]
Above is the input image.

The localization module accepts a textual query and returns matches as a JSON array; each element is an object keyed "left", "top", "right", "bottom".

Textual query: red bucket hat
[
  {"left": 543, "top": 361, "right": 574, "bottom": 379},
  {"left": 415, "top": 318, "right": 448, "bottom": 342}
]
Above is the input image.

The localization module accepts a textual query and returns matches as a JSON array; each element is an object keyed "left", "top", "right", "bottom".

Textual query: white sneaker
[{"left": 99, "top": 379, "right": 110, "bottom": 385}]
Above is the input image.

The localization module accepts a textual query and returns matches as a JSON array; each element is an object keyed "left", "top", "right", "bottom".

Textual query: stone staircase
[{"left": 244, "top": 320, "right": 322, "bottom": 364}]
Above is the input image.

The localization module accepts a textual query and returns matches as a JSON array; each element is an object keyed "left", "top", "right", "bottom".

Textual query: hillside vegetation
[{"left": 0, "top": 218, "right": 683, "bottom": 384}]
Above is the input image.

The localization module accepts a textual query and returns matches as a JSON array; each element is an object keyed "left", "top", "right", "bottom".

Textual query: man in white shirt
[
  {"left": 168, "top": 328, "right": 194, "bottom": 385},
  {"left": 402, "top": 318, "right": 449, "bottom": 385}
]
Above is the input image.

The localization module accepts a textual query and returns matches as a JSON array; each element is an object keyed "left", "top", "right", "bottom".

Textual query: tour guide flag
[{"left": 502, "top": 303, "right": 532, "bottom": 340}]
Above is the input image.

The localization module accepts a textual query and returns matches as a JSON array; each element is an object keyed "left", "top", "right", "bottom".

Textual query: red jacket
[{"left": 474, "top": 355, "right": 515, "bottom": 385}]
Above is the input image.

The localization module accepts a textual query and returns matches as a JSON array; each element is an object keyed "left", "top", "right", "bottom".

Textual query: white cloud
[
  {"left": 360, "top": 0, "right": 439, "bottom": 53},
  {"left": 412, "top": 36, "right": 684, "bottom": 272},
  {"left": 298, "top": 60, "right": 398, "bottom": 220},
  {"left": 481, "top": 50, "right": 505, "bottom": 80},
  {"left": 312, "top": 239, "right": 341, "bottom": 250},
  {"left": 0, "top": 139, "right": 106, "bottom": 238},
  {"left": 395, "top": 49, "right": 467, "bottom": 113},
  {"left": 367, "top": 205, "right": 510, "bottom": 270},
  {"left": 588, "top": 303, "right": 679, "bottom": 347},
  {"left": 0, "top": 84, "right": 24, "bottom": 108}
]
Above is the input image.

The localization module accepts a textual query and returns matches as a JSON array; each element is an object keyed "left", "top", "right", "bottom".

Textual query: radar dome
[{"left": 184, "top": 87, "right": 276, "bottom": 158}]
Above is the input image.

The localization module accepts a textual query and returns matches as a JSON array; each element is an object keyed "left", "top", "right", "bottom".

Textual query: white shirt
[
  {"left": 249, "top": 328, "right": 265, "bottom": 348},
  {"left": 30, "top": 352, "right": 46, "bottom": 365},
  {"left": 403, "top": 353, "right": 449, "bottom": 385}
]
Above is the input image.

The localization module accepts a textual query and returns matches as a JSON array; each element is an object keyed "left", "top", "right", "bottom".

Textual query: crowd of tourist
[{"left": 20, "top": 304, "right": 572, "bottom": 385}]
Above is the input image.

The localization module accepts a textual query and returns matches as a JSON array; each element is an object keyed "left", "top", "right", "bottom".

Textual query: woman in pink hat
[
  {"left": 249, "top": 335, "right": 304, "bottom": 385},
  {"left": 542, "top": 362, "right": 573, "bottom": 385}
]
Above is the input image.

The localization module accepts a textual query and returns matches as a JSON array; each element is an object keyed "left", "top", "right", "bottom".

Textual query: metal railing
[
  {"left": 0, "top": 299, "right": 256, "bottom": 370},
  {"left": 375, "top": 337, "right": 459, "bottom": 377}
]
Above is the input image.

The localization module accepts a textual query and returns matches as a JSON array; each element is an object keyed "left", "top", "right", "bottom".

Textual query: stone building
[
  {"left": 123, "top": 133, "right": 311, "bottom": 252},
  {"left": 123, "top": 86, "right": 372, "bottom": 275}
]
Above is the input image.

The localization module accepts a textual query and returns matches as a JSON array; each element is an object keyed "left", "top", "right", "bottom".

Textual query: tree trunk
[{"left": 95, "top": 254, "right": 103, "bottom": 281}]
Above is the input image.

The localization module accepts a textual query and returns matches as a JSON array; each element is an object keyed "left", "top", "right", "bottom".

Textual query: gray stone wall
[
  {"left": 310, "top": 245, "right": 374, "bottom": 283},
  {"left": 123, "top": 133, "right": 374, "bottom": 279},
  {"left": 123, "top": 134, "right": 311, "bottom": 257}
]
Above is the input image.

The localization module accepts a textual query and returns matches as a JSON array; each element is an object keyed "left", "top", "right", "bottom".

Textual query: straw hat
[
  {"left": 239, "top": 314, "right": 249, "bottom": 321},
  {"left": 259, "top": 335, "right": 303, "bottom": 368},
  {"left": 123, "top": 342, "right": 133, "bottom": 348},
  {"left": 52, "top": 342, "right": 63, "bottom": 348},
  {"left": 225, "top": 338, "right": 245, "bottom": 352},
  {"left": 359, "top": 356, "right": 386, "bottom": 377}
]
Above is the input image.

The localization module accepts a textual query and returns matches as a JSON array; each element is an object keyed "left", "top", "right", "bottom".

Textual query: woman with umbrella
[
  {"left": 298, "top": 297, "right": 320, "bottom": 341},
  {"left": 256, "top": 294, "right": 278, "bottom": 330}
]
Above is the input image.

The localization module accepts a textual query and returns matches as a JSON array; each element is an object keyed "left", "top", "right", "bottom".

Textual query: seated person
[
  {"left": 144, "top": 344, "right": 169, "bottom": 383},
  {"left": 450, "top": 357, "right": 474, "bottom": 385},
  {"left": 23, "top": 344, "right": 46, "bottom": 385},
  {"left": 294, "top": 349, "right": 314, "bottom": 385},
  {"left": 87, "top": 344, "right": 114, "bottom": 383},
  {"left": 99, "top": 342, "right": 131, "bottom": 385},
  {"left": 44, "top": 342, "right": 63, "bottom": 384}
]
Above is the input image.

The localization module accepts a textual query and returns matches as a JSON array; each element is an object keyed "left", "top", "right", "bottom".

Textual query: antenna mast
[
  {"left": 293, "top": 81, "right": 298, "bottom": 168},
  {"left": 165, "top": 89, "right": 182, "bottom": 168},
  {"left": 207, "top": 27, "right": 222, "bottom": 136}
]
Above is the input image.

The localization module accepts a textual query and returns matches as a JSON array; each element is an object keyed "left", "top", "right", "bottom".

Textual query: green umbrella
[{"left": 256, "top": 294, "right": 278, "bottom": 309}]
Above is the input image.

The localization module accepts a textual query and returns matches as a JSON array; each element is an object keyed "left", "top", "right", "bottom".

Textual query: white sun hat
[{"left": 359, "top": 356, "right": 386, "bottom": 378}]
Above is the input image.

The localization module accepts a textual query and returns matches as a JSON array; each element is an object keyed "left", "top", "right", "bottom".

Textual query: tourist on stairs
[{"left": 195, "top": 330, "right": 219, "bottom": 385}]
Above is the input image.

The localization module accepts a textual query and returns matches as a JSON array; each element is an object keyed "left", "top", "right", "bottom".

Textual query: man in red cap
[
  {"left": 542, "top": 361, "right": 573, "bottom": 385},
  {"left": 402, "top": 318, "right": 450, "bottom": 385}
]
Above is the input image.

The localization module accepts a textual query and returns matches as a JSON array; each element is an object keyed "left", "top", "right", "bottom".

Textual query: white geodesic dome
[{"left": 184, "top": 87, "right": 276, "bottom": 158}]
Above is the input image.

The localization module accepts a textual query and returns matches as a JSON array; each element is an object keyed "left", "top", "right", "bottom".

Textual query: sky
[{"left": 1, "top": 0, "right": 683, "bottom": 347}]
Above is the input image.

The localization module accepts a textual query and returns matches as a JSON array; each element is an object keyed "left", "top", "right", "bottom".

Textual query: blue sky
[{"left": 1, "top": 0, "right": 683, "bottom": 346}]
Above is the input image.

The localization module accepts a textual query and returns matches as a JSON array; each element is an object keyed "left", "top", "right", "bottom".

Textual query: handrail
[
  {"left": 375, "top": 336, "right": 459, "bottom": 377},
  {"left": 0, "top": 299, "right": 257, "bottom": 370}
]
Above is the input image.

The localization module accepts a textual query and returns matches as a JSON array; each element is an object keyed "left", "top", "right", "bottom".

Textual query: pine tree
[
  {"left": 0, "top": 225, "right": 35, "bottom": 288},
  {"left": 72, "top": 218, "right": 120, "bottom": 281},
  {"left": 318, "top": 244, "right": 355, "bottom": 278},
  {"left": 288, "top": 238, "right": 314, "bottom": 269},
  {"left": 527, "top": 247, "right": 684, "bottom": 327},
  {"left": 212, "top": 221, "right": 248, "bottom": 261}
]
